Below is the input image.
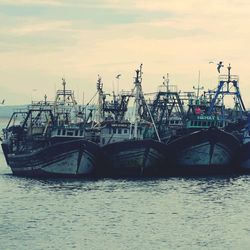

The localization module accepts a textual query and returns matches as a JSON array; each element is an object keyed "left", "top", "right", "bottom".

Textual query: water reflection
[
  {"left": 1, "top": 147, "right": 250, "bottom": 249},
  {"left": 1, "top": 170, "right": 250, "bottom": 249}
]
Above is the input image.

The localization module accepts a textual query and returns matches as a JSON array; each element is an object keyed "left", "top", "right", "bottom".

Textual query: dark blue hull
[
  {"left": 102, "top": 139, "right": 168, "bottom": 177},
  {"left": 162, "top": 128, "right": 241, "bottom": 176},
  {"left": 238, "top": 142, "right": 250, "bottom": 173},
  {"left": 2, "top": 139, "right": 104, "bottom": 177}
]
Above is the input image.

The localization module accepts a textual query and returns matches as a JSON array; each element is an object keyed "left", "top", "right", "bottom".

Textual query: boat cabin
[
  {"left": 168, "top": 116, "right": 183, "bottom": 128},
  {"left": 187, "top": 115, "right": 228, "bottom": 130},
  {"left": 52, "top": 127, "right": 85, "bottom": 138},
  {"left": 99, "top": 122, "right": 145, "bottom": 146}
]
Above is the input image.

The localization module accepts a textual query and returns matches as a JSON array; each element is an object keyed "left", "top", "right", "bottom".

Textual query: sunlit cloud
[
  {"left": 0, "top": 0, "right": 65, "bottom": 6},
  {"left": 9, "top": 20, "right": 72, "bottom": 35},
  {"left": 0, "top": 0, "right": 250, "bottom": 105}
]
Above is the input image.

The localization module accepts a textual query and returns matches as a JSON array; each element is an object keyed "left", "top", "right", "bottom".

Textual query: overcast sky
[{"left": 1, "top": 0, "right": 250, "bottom": 106}]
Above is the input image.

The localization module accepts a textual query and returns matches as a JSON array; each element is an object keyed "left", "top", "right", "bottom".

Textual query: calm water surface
[{"left": 1, "top": 119, "right": 250, "bottom": 249}]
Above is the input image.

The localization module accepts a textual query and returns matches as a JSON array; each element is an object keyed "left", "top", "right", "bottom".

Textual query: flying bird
[
  {"left": 209, "top": 61, "right": 214, "bottom": 64},
  {"left": 116, "top": 74, "right": 121, "bottom": 79},
  {"left": 1, "top": 99, "right": 5, "bottom": 104},
  {"left": 217, "top": 61, "right": 224, "bottom": 73}
]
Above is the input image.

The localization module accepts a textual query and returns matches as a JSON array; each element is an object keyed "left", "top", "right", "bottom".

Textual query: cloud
[
  {"left": 9, "top": 20, "right": 72, "bottom": 35},
  {"left": 0, "top": 0, "right": 133, "bottom": 8},
  {"left": 0, "top": 0, "right": 65, "bottom": 6},
  {"left": 0, "top": 0, "right": 250, "bottom": 105}
]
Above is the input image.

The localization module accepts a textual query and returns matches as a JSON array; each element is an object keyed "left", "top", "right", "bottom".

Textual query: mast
[
  {"left": 193, "top": 70, "right": 204, "bottom": 99},
  {"left": 96, "top": 75, "right": 104, "bottom": 125},
  {"left": 228, "top": 63, "right": 231, "bottom": 83},
  {"left": 44, "top": 94, "right": 47, "bottom": 105},
  {"left": 131, "top": 64, "right": 161, "bottom": 141},
  {"left": 62, "top": 78, "right": 66, "bottom": 103},
  {"left": 163, "top": 73, "right": 170, "bottom": 92},
  {"left": 133, "top": 64, "right": 143, "bottom": 139}
]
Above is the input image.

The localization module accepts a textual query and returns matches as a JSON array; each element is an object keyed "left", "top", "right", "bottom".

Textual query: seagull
[
  {"left": 1, "top": 99, "right": 5, "bottom": 104},
  {"left": 116, "top": 74, "right": 121, "bottom": 79},
  {"left": 209, "top": 61, "right": 214, "bottom": 64},
  {"left": 217, "top": 61, "right": 224, "bottom": 73}
]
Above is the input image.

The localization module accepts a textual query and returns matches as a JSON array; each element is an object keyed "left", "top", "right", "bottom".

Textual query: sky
[{"left": 1, "top": 0, "right": 250, "bottom": 106}]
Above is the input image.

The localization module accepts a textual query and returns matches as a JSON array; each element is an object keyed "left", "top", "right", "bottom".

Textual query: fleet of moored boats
[{"left": 1, "top": 64, "right": 250, "bottom": 177}]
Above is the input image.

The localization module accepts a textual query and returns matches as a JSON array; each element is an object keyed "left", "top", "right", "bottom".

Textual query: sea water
[{"left": 1, "top": 118, "right": 250, "bottom": 250}]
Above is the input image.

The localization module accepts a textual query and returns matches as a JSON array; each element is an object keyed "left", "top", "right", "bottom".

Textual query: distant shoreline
[{"left": 0, "top": 105, "right": 27, "bottom": 118}]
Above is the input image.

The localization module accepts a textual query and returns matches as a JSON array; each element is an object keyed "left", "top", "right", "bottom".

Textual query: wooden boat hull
[
  {"left": 2, "top": 139, "right": 103, "bottom": 177},
  {"left": 238, "top": 142, "right": 250, "bottom": 173},
  {"left": 162, "top": 128, "right": 241, "bottom": 176},
  {"left": 102, "top": 139, "right": 168, "bottom": 176}
]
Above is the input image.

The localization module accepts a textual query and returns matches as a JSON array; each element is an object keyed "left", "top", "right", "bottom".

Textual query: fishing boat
[
  {"left": 99, "top": 65, "right": 168, "bottom": 176},
  {"left": 1, "top": 80, "right": 103, "bottom": 177},
  {"left": 159, "top": 65, "right": 244, "bottom": 175},
  {"left": 2, "top": 137, "right": 101, "bottom": 177}
]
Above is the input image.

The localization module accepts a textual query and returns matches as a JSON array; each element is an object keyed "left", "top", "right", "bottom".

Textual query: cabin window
[
  {"left": 175, "top": 121, "right": 179, "bottom": 124},
  {"left": 62, "top": 130, "right": 66, "bottom": 135},
  {"left": 198, "top": 121, "right": 201, "bottom": 127},
  {"left": 194, "top": 121, "right": 198, "bottom": 126},
  {"left": 208, "top": 122, "right": 211, "bottom": 127},
  {"left": 113, "top": 128, "right": 116, "bottom": 134},
  {"left": 67, "top": 131, "right": 74, "bottom": 136},
  {"left": 118, "top": 128, "right": 122, "bottom": 134},
  {"left": 57, "top": 129, "right": 61, "bottom": 135},
  {"left": 220, "top": 122, "right": 223, "bottom": 127},
  {"left": 124, "top": 129, "right": 128, "bottom": 134},
  {"left": 75, "top": 130, "right": 78, "bottom": 136},
  {"left": 170, "top": 120, "right": 174, "bottom": 124},
  {"left": 202, "top": 121, "right": 206, "bottom": 126},
  {"left": 80, "top": 130, "right": 83, "bottom": 136}
]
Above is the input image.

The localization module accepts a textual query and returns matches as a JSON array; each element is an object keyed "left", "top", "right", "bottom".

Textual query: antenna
[
  {"left": 62, "top": 78, "right": 66, "bottom": 103},
  {"left": 193, "top": 70, "right": 204, "bottom": 98},
  {"left": 96, "top": 75, "right": 104, "bottom": 125},
  {"left": 163, "top": 73, "right": 170, "bottom": 92},
  {"left": 227, "top": 63, "right": 231, "bottom": 82},
  {"left": 140, "top": 63, "right": 143, "bottom": 78},
  {"left": 96, "top": 75, "right": 103, "bottom": 91}
]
